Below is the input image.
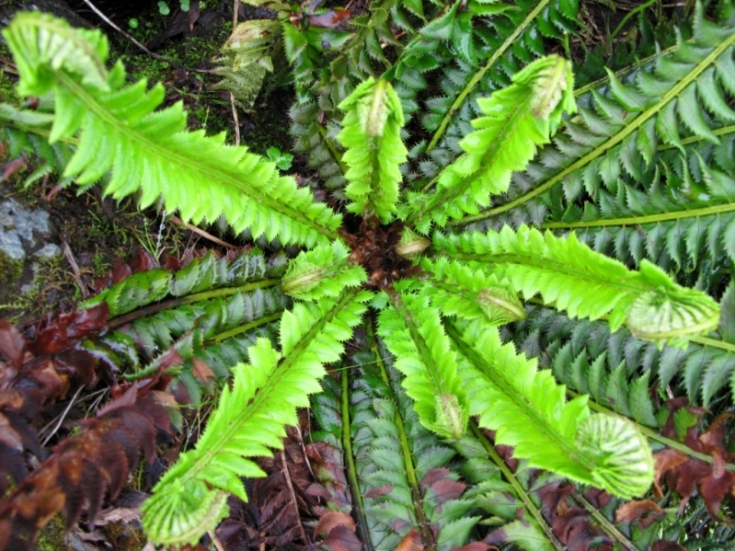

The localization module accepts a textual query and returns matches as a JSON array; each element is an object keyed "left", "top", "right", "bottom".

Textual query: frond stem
[
  {"left": 542, "top": 201, "right": 735, "bottom": 229},
  {"left": 424, "top": 0, "right": 551, "bottom": 154},
  {"left": 367, "top": 316, "right": 436, "bottom": 551},
  {"left": 107, "top": 278, "right": 282, "bottom": 329},
  {"left": 210, "top": 311, "right": 283, "bottom": 343},
  {"left": 657, "top": 123, "right": 735, "bottom": 150},
  {"left": 451, "top": 30, "right": 735, "bottom": 226},
  {"left": 340, "top": 359, "right": 372, "bottom": 547},
  {"left": 688, "top": 334, "right": 735, "bottom": 353},
  {"left": 469, "top": 422, "right": 564, "bottom": 551}
]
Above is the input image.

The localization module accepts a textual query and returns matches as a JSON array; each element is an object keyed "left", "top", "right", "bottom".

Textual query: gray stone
[{"left": 0, "top": 196, "right": 55, "bottom": 261}]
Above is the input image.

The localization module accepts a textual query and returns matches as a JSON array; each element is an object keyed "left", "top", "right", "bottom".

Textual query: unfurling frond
[
  {"left": 142, "top": 289, "right": 370, "bottom": 545},
  {"left": 337, "top": 78, "right": 408, "bottom": 223},
  {"left": 420, "top": 257, "right": 525, "bottom": 325},
  {"left": 3, "top": 12, "right": 341, "bottom": 248},
  {"left": 448, "top": 320, "right": 654, "bottom": 499},
  {"left": 280, "top": 239, "right": 366, "bottom": 300},
  {"left": 434, "top": 225, "right": 719, "bottom": 347},
  {"left": 403, "top": 55, "right": 576, "bottom": 233},
  {"left": 377, "top": 287, "right": 469, "bottom": 439}
]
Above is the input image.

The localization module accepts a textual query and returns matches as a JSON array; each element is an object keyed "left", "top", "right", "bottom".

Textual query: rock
[{"left": 0, "top": 187, "right": 62, "bottom": 313}]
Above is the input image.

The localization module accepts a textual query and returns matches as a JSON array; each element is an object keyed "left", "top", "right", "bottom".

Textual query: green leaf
[
  {"left": 337, "top": 78, "right": 408, "bottom": 223},
  {"left": 449, "top": 320, "right": 654, "bottom": 499},
  {"left": 142, "top": 289, "right": 369, "bottom": 545}
]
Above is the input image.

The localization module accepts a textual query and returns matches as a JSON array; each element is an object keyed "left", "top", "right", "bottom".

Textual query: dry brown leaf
[
  {"left": 615, "top": 499, "right": 664, "bottom": 529},
  {"left": 394, "top": 529, "right": 424, "bottom": 551},
  {"left": 653, "top": 450, "right": 688, "bottom": 496},
  {"left": 191, "top": 358, "right": 214, "bottom": 383},
  {"left": 650, "top": 541, "right": 686, "bottom": 551},
  {"left": 315, "top": 511, "right": 355, "bottom": 537}
]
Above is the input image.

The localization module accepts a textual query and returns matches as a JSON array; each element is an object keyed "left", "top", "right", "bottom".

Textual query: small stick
[
  {"left": 231, "top": 92, "right": 241, "bottom": 146},
  {"left": 60, "top": 232, "right": 89, "bottom": 299},
  {"left": 167, "top": 215, "right": 238, "bottom": 249},
  {"left": 80, "top": 0, "right": 177, "bottom": 63},
  {"left": 41, "top": 385, "right": 84, "bottom": 446},
  {"left": 231, "top": 1, "right": 242, "bottom": 145},
  {"left": 209, "top": 531, "right": 227, "bottom": 551},
  {"left": 233, "top": 0, "right": 240, "bottom": 29},
  {"left": 281, "top": 450, "right": 309, "bottom": 544}
]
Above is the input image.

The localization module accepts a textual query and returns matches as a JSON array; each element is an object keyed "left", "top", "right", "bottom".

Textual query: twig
[
  {"left": 41, "top": 385, "right": 84, "bottom": 446},
  {"left": 230, "top": 92, "right": 241, "bottom": 146},
  {"left": 230, "top": 1, "right": 242, "bottom": 145},
  {"left": 60, "top": 232, "right": 89, "bottom": 299},
  {"left": 167, "top": 215, "right": 238, "bottom": 249},
  {"left": 233, "top": 0, "right": 240, "bottom": 28},
  {"left": 571, "top": 491, "right": 637, "bottom": 551},
  {"left": 281, "top": 450, "right": 309, "bottom": 545},
  {"left": 209, "top": 531, "right": 227, "bottom": 551},
  {"left": 79, "top": 0, "right": 177, "bottom": 63}
]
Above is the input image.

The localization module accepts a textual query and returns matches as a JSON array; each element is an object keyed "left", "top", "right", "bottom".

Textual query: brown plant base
[{"left": 340, "top": 215, "right": 420, "bottom": 290}]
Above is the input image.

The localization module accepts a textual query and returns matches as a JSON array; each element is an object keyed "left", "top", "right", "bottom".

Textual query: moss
[
  {"left": 0, "top": 250, "right": 23, "bottom": 290},
  {"left": 101, "top": 520, "right": 146, "bottom": 551},
  {"left": 36, "top": 514, "right": 72, "bottom": 551}
]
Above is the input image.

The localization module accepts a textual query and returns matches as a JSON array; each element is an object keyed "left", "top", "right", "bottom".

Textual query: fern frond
[
  {"left": 75, "top": 250, "right": 288, "bottom": 402},
  {"left": 377, "top": 286, "right": 469, "bottom": 439},
  {"left": 434, "top": 225, "right": 720, "bottom": 346},
  {"left": 460, "top": 2, "right": 735, "bottom": 232},
  {"left": 350, "top": 323, "right": 479, "bottom": 550},
  {"left": 280, "top": 239, "right": 366, "bottom": 300},
  {"left": 518, "top": 303, "right": 735, "bottom": 407},
  {"left": 0, "top": 103, "right": 76, "bottom": 188},
  {"left": 419, "top": 256, "right": 525, "bottom": 324},
  {"left": 212, "top": 19, "right": 281, "bottom": 111},
  {"left": 403, "top": 55, "right": 576, "bottom": 233},
  {"left": 142, "top": 288, "right": 370, "bottom": 545},
  {"left": 337, "top": 78, "right": 408, "bottom": 223},
  {"left": 3, "top": 12, "right": 341, "bottom": 248},
  {"left": 447, "top": 320, "right": 654, "bottom": 499},
  {"left": 422, "top": 0, "right": 574, "bottom": 148}
]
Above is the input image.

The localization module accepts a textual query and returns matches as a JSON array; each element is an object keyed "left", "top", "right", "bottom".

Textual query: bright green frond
[
  {"left": 448, "top": 320, "right": 653, "bottom": 499},
  {"left": 377, "top": 287, "right": 469, "bottom": 439},
  {"left": 403, "top": 55, "right": 576, "bottom": 233},
  {"left": 337, "top": 78, "right": 408, "bottom": 223},
  {"left": 142, "top": 289, "right": 370, "bottom": 545},
  {"left": 3, "top": 12, "right": 341, "bottom": 248},
  {"left": 280, "top": 239, "right": 367, "bottom": 300},
  {"left": 419, "top": 257, "right": 525, "bottom": 325},
  {"left": 4, "top": 12, "right": 110, "bottom": 96},
  {"left": 434, "top": 225, "right": 720, "bottom": 346}
]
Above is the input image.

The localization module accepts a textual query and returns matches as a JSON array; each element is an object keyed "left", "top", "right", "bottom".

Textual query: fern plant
[{"left": 2, "top": 2, "right": 734, "bottom": 549}]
